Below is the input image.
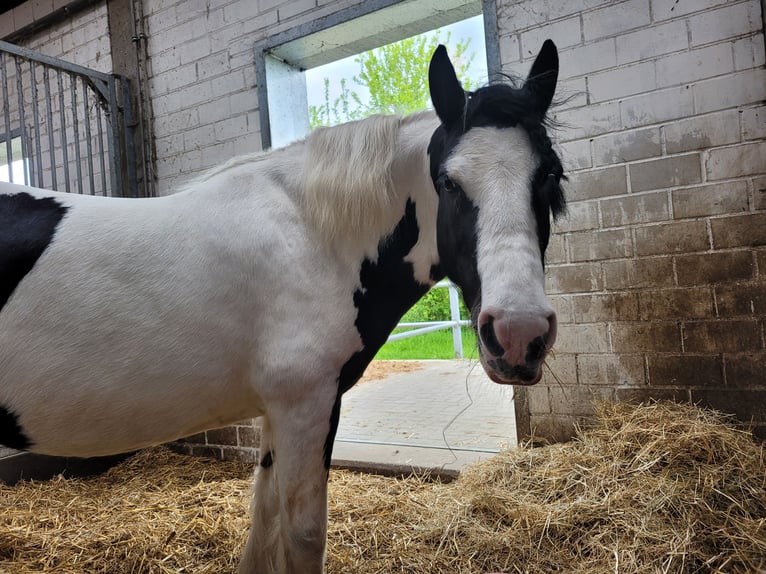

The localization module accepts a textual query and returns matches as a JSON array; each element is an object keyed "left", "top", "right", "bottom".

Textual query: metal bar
[
  {"left": 448, "top": 283, "right": 464, "bottom": 358},
  {"left": 14, "top": 57, "right": 27, "bottom": 185},
  {"left": 0, "top": 39, "right": 113, "bottom": 84},
  {"left": 81, "top": 77, "right": 95, "bottom": 195},
  {"left": 69, "top": 72, "right": 83, "bottom": 193},
  {"left": 120, "top": 78, "right": 138, "bottom": 197},
  {"left": 56, "top": 69, "right": 70, "bottom": 193},
  {"left": 387, "top": 323, "right": 464, "bottom": 343},
  {"left": 29, "top": 61, "right": 44, "bottom": 188},
  {"left": 105, "top": 76, "right": 122, "bottom": 197},
  {"left": 397, "top": 321, "right": 471, "bottom": 328},
  {"left": 43, "top": 66, "right": 57, "bottom": 190},
  {"left": 0, "top": 52, "right": 14, "bottom": 183},
  {"left": 96, "top": 94, "right": 107, "bottom": 196}
]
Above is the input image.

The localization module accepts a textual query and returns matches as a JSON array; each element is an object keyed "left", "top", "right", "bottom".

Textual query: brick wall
[
  {"left": 1, "top": 0, "right": 763, "bottom": 461},
  {"left": 500, "top": 0, "right": 766, "bottom": 441},
  {"left": 142, "top": 0, "right": 360, "bottom": 195}
]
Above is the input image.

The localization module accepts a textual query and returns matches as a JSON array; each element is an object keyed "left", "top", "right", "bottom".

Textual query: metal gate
[{"left": 0, "top": 39, "right": 141, "bottom": 197}]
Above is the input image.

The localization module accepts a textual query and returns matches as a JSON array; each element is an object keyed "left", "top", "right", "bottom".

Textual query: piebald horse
[{"left": 0, "top": 42, "right": 565, "bottom": 573}]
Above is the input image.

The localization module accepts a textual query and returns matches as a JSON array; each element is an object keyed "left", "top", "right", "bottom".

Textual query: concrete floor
[{"left": 332, "top": 360, "right": 517, "bottom": 477}]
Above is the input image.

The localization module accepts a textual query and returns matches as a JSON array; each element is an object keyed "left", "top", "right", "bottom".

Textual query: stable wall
[
  {"left": 2, "top": 0, "right": 764, "bottom": 462},
  {"left": 506, "top": 0, "right": 766, "bottom": 441}
]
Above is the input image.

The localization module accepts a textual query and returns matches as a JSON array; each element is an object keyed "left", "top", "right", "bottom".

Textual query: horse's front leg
[{"left": 240, "top": 393, "right": 338, "bottom": 574}]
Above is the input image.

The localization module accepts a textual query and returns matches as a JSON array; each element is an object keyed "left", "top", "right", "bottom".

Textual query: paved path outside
[{"left": 331, "top": 360, "right": 517, "bottom": 478}]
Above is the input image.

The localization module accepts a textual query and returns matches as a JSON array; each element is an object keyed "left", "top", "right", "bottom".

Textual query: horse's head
[{"left": 427, "top": 41, "right": 565, "bottom": 386}]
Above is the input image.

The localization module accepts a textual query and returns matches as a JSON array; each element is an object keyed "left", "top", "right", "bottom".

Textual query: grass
[{"left": 375, "top": 326, "right": 478, "bottom": 360}]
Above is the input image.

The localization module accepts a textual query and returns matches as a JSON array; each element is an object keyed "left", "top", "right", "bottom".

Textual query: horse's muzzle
[{"left": 476, "top": 309, "right": 556, "bottom": 385}]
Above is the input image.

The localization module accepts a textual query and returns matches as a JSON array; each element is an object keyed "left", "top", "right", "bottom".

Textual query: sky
[{"left": 304, "top": 14, "right": 487, "bottom": 117}]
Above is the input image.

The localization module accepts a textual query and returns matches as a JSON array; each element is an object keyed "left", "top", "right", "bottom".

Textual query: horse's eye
[{"left": 440, "top": 176, "right": 455, "bottom": 192}]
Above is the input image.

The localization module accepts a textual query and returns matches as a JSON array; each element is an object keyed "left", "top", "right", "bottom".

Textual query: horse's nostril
[
  {"left": 479, "top": 315, "right": 505, "bottom": 357},
  {"left": 526, "top": 334, "right": 548, "bottom": 363}
]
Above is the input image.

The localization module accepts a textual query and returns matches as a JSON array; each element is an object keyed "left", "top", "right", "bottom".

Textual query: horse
[{"left": 0, "top": 41, "right": 565, "bottom": 573}]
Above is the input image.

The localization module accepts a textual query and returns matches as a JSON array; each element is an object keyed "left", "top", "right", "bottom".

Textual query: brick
[
  {"left": 555, "top": 200, "right": 599, "bottom": 233},
  {"left": 754, "top": 176, "right": 766, "bottom": 211},
  {"left": 520, "top": 16, "right": 581, "bottom": 56},
  {"left": 716, "top": 283, "right": 766, "bottom": 316},
  {"left": 615, "top": 18, "right": 688, "bottom": 65},
  {"left": 237, "top": 424, "right": 260, "bottom": 447},
  {"left": 589, "top": 61, "right": 656, "bottom": 103},
  {"left": 567, "top": 165, "right": 627, "bottom": 201},
  {"left": 759, "top": 250, "right": 766, "bottom": 278},
  {"left": 601, "top": 191, "right": 669, "bottom": 227},
  {"left": 664, "top": 110, "right": 741, "bottom": 154},
  {"left": 550, "top": 385, "right": 613, "bottom": 417},
  {"left": 630, "top": 154, "right": 701, "bottom": 193},
  {"left": 541, "top": 353, "right": 577, "bottom": 386},
  {"left": 557, "top": 139, "right": 592, "bottom": 171},
  {"left": 672, "top": 181, "right": 749, "bottom": 219},
  {"left": 647, "top": 354, "right": 724, "bottom": 386},
  {"left": 583, "top": 0, "right": 650, "bottom": 40},
  {"left": 683, "top": 320, "right": 762, "bottom": 353},
  {"left": 527, "top": 385, "right": 550, "bottom": 415},
  {"left": 676, "top": 251, "right": 755, "bottom": 285},
  {"left": 556, "top": 324, "right": 610, "bottom": 354},
  {"left": 693, "top": 68, "right": 766, "bottom": 114},
  {"left": 222, "top": 447, "right": 257, "bottom": 463},
  {"left": 545, "top": 232, "right": 567, "bottom": 264},
  {"left": 572, "top": 292, "right": 639, "bottom": 322},
  {"left": 546, "top": 263, "right": 602, "bottom": 294},
  {"left": 611, "top": 322, "right": 682, "bottom": 352},
  {"left": 206, "top": 426, "right": 238, "bottom": 446},
  {"left": 639, "top": 287, "right": 714, "bottom": 320},
  {"left": 552, "top": 102, "right": 621, "bottom": 141},
  {"left": 725, "top": 353, "right": 766, "bottom": 388},
  {"left": 569, "top": 228, "right": 633, "bottom": 261},
  {"left": 578, "top": 353, "right": 645, "bottom": 386},
  {"left": 592, "top": 127, "right": 661, "bottom": 166},
  {"left": 691, "top": 389, "right": 766, "bottom": 422},
  {"left": 656, "top": 43, "right": 733, "bottom": 89},
  {"left": 634, "top": 220, "right": 708, "bottom": 256},
  {"left": 621, "top": 85, "right": 694, "bottom": 129},
  {"left": 734, "top": 34, "right": 766, "bottom": 71},
  {"left": 688, "top": 2, "right": 758, "bottom": 47},
  {"left": 706, "top": 141, "right": 766, "bottom": 181},
  {"left": 711, "top": 213, "right": 766, "bottom": 249},
  {"left": 603, "top": 257, "right": 675, "bottom": 290},
  {"left": 500, "top": 0, "right": 613, "bottom": 31},
  {"left": 550, "top": 295, "right": 574, "bottom": 325},
  {"left": 558, "top": 38, "right": 618, "bottom": 78},
  {"left": 499, "top": 33, "right": 520, "bottom": 65},
  {"left": 742, "top": 105, "right": 766, "bottom": 141},
  {"left": 176, "top": 432, "right": 207, "bottom": 444},
  {"left": 651, "top": 0, "right": 731, "bottom": 21}
]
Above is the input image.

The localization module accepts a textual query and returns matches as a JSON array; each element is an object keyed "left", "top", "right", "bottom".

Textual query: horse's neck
[{"left": 264, "top": 113, "right": 441, "bottom": 283}]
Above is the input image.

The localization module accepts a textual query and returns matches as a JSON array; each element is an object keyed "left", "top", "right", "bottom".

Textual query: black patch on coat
[
  {"left": 260, "top": 450, "right": 273, "bottom": 468},
  {"left": 323, "top": 199, "right": 431, "bottom": 469},
  {"left": 0, "top": 405, "right": 32, "bottom": 450},
  {"left": 0, "top": 192, "right": 68, "bottom": 312}
]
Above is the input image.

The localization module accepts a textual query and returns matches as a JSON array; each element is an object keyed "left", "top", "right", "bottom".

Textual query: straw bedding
[{"left": 0, "top": 401, "right": 763, "bottom": 573}]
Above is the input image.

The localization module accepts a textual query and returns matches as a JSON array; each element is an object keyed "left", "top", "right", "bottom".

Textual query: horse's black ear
[
  {"left": 429, "top": 44, "right": 466, "bottom": 127},
  {"left": 524, "top": 39, "right": 558, "bottom": 117}
]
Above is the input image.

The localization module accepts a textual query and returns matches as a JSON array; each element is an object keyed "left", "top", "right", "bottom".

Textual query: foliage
[
  {"left": 401, "top": 287, "right": 470, "bottom": 323},
  {"left": 375, "top": 327, "right": 478, "bottom": 360},
  {"left": 309, "top": 31, "right": 475, "bottom": 128}
]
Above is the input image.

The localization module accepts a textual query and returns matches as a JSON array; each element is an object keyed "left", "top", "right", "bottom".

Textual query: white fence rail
[{"left": 386, "top": 281, "right": 471, "bottom": 358}]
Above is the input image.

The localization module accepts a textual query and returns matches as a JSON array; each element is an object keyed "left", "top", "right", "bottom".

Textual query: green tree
[{"left": 309, "top": 31, "right": 475, "bottom": 128}]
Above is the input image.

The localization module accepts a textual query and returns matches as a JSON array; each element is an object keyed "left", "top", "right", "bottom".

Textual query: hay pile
[{"left": 1, "top": 401, "right": 764, "bottom": 573}]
